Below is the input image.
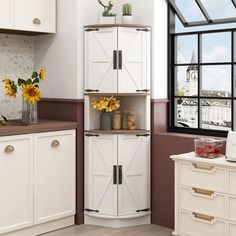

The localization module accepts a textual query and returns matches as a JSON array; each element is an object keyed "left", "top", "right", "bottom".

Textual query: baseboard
[
  {"left": 3, "top": 216, "right": 74, "bottom": 236},
  {"left": 151, "top": 212, "right": 174, "bottom": 229}
]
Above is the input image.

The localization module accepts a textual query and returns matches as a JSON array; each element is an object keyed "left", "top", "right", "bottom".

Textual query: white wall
[{"left": 34, "top": 0, "right": 168, "bottom": 99}]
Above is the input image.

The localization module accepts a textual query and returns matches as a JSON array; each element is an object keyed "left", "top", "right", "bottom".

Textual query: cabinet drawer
[
  {"left": 229, "top": 222, "right": 236, "bottom": 236},
  {"left": 229, "top": 170, "right": 236, "bottom": 195},
  {"left": 229, "top": 196, "right": 236, "bottom": 222},
  {"left": 179, "top": 186, "right": 226, "bottom": 219},
  {"left": 179, "top": 162, "right": 226, "bottom": 192},
  {"left": 179, "top": 210, "right": 226, "bottom": 236}
]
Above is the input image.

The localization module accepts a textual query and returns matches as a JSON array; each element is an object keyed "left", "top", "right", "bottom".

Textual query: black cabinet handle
[
  {"left": 85, "top": 28, "right": 99, "bottom": 32},
  {"left": 113, "top": 50, "right": 118, "bottom": 70},
  {"left": 136, "top": 134, "right": 150, "bottom": 137},
  {"left": 136, "top": 208, "right": 150, "bottom": 213},
  {"left": 118, "top": 165, "right": 122, "bottom": 185},
  {"left": 118, "top": 50, "right": 122, "bottom": 70},
  {"left": 85, "top": 89, "right": 99, "bottom": 93},
  {"left": 85, "top": 134, "right": 99, "bottom": 137},
  {"left": 85, "top": 208, "right": 99, "bottom": 213},
  {"left": 136, "top": 89, "right": 150, "bottom": 92},
  {"left": 113, "top": 166, "right": 117, "bottom": 185}
]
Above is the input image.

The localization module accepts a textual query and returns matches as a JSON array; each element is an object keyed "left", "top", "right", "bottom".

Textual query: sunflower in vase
[
  {"left": 2, "top": 67, "right": 46, "bottom": 124},
  {"left": 91, "top": 96, "right": 120, "bottom": 130}
]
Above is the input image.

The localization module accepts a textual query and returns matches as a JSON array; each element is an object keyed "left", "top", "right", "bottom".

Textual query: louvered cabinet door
[
  {"left": 84, "top": 27, "right": 118, "bottom": 93},
  {"left": 85, "top": 134, "right": 118, "bottom": 216},
  {"left": 117, "top": 27, "right": 151, "bottom": 94},
  {"left": 117, "top": 134, "right": 150, "bottom": 216}
]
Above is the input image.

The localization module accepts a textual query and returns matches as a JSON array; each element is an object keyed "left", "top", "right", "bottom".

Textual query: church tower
[{"left": 185, "top": 51, "right": 198, "bottom": 96}]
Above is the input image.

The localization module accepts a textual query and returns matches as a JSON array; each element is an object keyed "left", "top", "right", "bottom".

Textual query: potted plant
[
  {"left": 91, "top": 96, "right": 120, "bottom": 130},
  {"left": 98, "top": 0, "right": 117, "bottom": 24},
  {"left": 2, "top": 67, "right": 46, "bottom": 125},
  {"left": 122, "top": 3, "right": 133, "bottom": 24}
]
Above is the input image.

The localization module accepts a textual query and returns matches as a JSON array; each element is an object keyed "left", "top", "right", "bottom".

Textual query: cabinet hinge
[
  {"left": 136, "top": 28, "right": 150, "bottom": 32},
  {"left": 85, "top": 28, "right": 99, "bottom": 32},
  {"left": 136, "top": 208, "right": 150, "bottom": 213},
  {"left": 136, "top": 134, "right": 150, "bottom": 137},
  {"left": 85, "top": 208, "right": 99, "bottom": 213},
  {"left": 85, "top": 134, "right": 100, "bottom": 137}
]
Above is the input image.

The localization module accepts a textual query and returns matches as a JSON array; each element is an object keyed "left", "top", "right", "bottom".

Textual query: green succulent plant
[
  {"left": 122, "top": 3, "right": 132, "bottom": 16},
  {"left": 98, "top": 0, "right": 116, "bottom": 17}
]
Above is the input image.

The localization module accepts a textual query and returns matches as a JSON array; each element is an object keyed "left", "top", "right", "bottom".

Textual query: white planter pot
[
  {"left": 122, "top": 15, "right": 133, "bottom": 24},
  {"left": 99, "top": 16, "right": 116, "bottom": 24}
]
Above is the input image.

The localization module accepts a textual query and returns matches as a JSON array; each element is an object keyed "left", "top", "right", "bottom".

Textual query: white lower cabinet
[
  {"left": 0, "top": 135, "right": 33, "bottom": 235},
  {"left": 172, "top": 152, "right": 236, "bottom": 236},
  {"left": 85, "top": 133, "right": 150, "bottom": 227},
  {"left": 0, "top": 130, "right": 75, "bottom": 236}
]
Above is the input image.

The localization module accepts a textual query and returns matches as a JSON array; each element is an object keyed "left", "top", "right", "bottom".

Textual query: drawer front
[
  {"left": 229, "top": 196, "right": 236, "bottom": 222},
  {"left": 180, "top": 210, "right": 226, "bottom": 236},
  {"left": 179, "top": 162, "right": 226, "bottom": 192},
  {"left": 179, "top": 186, "right": 226, "bottom": 219},
  {"left": 229, "top": 222, "right": 236, "bottom": 236}
]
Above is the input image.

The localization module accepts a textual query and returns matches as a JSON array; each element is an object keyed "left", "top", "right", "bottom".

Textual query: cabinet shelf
[
  {"left": 85, "top": 129, "right": 151, "bottom": 135},
  {"left": 84, "top": 93, "right": 150, "bottom": 97}
]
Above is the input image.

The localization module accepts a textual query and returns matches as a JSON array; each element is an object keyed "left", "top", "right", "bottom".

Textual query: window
[{"left": 168, "top": 0, "right": 236, "bottom": 135}]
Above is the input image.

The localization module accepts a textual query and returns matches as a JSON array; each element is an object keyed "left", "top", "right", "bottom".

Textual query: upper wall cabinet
[
  {"left": 0, "top": 0, "right": 13, "bottom": 29},
  {"left": 0, "top": 0, "right": 56, "bottom": 34},
  {"left": 14, "top": 0, "right": 56, "bottom": 33},
  {"left": 84, "top": 26, "right": 151, "bottom": 94}
]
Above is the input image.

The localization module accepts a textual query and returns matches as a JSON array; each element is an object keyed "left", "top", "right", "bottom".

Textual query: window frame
[{"left": 168, "top": 7, "right": 236, "bottom": 137}]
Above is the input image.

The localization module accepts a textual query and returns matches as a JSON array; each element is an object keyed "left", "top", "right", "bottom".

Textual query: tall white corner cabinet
[
  {"left": 0, "top": 0, "right": 56, "bottom": 33},
  {"left": 84, "top": 25, "right": 151, "bottom": 228},
  {"left": 171, "top": 152, "right": 236, "bottom": 236},
  {"left": 0, "top": 130, "right": 76, "bottom": 236}
]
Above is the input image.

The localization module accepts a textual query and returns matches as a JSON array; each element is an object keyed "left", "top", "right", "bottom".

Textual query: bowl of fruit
[{"left": 195, "top": 138, "right": 223, "bottom": 158}]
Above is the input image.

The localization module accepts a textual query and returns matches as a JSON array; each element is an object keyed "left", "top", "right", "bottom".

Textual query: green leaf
[
  {"left": 18, "top": 78, "right": 26, "bottom": 86},
  {"left": 32, "top": 71, "right": 38, "bottom": 79},
  {"left": 33, "top": 78, "right": 39, "bottom": 84},
  {"left": 26, "top": 79, "right": 32, "bottom": 84}
]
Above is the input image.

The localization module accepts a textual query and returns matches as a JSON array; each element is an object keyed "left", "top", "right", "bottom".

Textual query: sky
[{"left": 175, "top": 0, "right": 236, "bottom": 95}]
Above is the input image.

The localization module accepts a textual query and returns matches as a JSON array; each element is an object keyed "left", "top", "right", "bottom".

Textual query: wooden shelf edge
[
  {"left": 84, "top": 93, "right": 151, "bottom": 97},
  {"left": 84, "top": 24, "right": 151, "bottom": 29},
  {"left": 84, "top": 130, "right": 151, "bottom": 134}
]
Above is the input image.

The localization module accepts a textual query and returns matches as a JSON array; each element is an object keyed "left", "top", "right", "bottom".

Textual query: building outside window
[{"left": 168, "top": 0, "right": 236, "bottom": 135}]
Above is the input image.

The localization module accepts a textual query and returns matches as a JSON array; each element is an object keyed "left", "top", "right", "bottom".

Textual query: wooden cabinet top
[
  {"left": 0, "top": 119, "right": 77, "bottom": 137},
  {"left": 84, "top": 24, "right": 151, "bottom": 29}
]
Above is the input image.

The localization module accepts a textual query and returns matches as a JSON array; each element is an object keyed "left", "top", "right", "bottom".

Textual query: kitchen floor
[{"left": 42, "top": 225, "right": 172, "bottom": 236}]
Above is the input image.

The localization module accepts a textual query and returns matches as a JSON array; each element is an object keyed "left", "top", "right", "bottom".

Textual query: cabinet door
[
  {"left": 85, "top": 134, "right": 118, "bottom": 216},
  {"left": 0, "top": 135, "right": 33, "bottom": 235},
  {"left": 0, "top": 0, "right": 13, "bottom": 29},
  {"left": 34, "top": 130, "right": 76, "bottom": 224},
  {"left": 118, "top": 27, "right": 151, "bottom": 93},
  {"left": 14, "top": 0, "right": 56, "bottom": 33},
  {"left": 84, "top": 27, "right": 118, "bottom": 93},
  {"left": 118, "top": 134, "right": 150, "bottom": 216}
]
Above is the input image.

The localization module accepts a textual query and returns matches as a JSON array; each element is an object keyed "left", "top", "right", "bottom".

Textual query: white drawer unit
[
  {"left": 171, "top": 152, "right": 236, "bottom": 236},
  {"left": 0, "top": 130, "right": 76, "bottom": 236}
]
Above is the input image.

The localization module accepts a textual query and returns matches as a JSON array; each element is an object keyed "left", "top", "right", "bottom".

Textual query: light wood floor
[{"left": 42, "top": 225, "right": 173, "bottom": 236}]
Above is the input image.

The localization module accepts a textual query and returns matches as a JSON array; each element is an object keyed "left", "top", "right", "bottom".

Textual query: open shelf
[
  {"left": 85, "top": 95, "right": 151, "bottom": 131},
  {"left": 85, "top": 129, "right": 151, "bottom": 135}
]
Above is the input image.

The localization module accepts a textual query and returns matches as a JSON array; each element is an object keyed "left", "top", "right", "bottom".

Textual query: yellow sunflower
[
  {"left": 22, "top": 84, "right": 41, "bottom": 104},
  {"left": 2, "top": 78, "right": 17, "bottom": 98},
  {"left": 39, "top": 67, "right": 46, "bottom": 81}
]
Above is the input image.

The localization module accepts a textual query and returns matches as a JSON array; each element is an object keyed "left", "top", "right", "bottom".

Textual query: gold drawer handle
[
  {"left": 33, "top": 18, "right": 41, "bottom": 25},
  {"left": 51, "top": 140, "right": 60, "bottom": 148},
  {"left": 4, "top": 145, "right": 14, "bottom": 153},
  {"left": 193, "top": 188, "right": 214, "bottom": 197},
  {"left": 192, "top": 163, "right": 215, "bottom": 171},
  {"left": 193, "top": 212, "right": 214, "bottom": 222}
]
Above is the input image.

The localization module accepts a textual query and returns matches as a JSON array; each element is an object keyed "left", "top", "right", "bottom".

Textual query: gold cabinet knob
[
  {"left": 4, "top": 145, "right": 14, "bottom": 153},
  {"left": 33, "top": 18, "right": 41, "bottom": 25},
  {"left": 51, "top": 140, "right": 60, "bottom": 148}
]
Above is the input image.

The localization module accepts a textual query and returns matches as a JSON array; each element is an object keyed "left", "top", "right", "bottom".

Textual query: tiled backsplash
[{"left": 0, "top": 34, "right": 34, "bottom": 119}]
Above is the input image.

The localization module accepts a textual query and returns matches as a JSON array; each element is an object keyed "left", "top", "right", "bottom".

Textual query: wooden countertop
[{"left": 0, "top": 120, "right": 77, "bottom": 137}]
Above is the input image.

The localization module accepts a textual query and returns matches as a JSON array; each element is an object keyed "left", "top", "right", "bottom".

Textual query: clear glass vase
[{"left": 22, "top": 100, "right": 38, "bottom": 124}]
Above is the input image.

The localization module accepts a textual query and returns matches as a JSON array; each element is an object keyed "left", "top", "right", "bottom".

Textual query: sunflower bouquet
[
  {"left": 2, "top": 67, "right": 46, "bottom": 104},
  {"left": 91, "top": 96, "right": 120, "bottom": 113}
]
